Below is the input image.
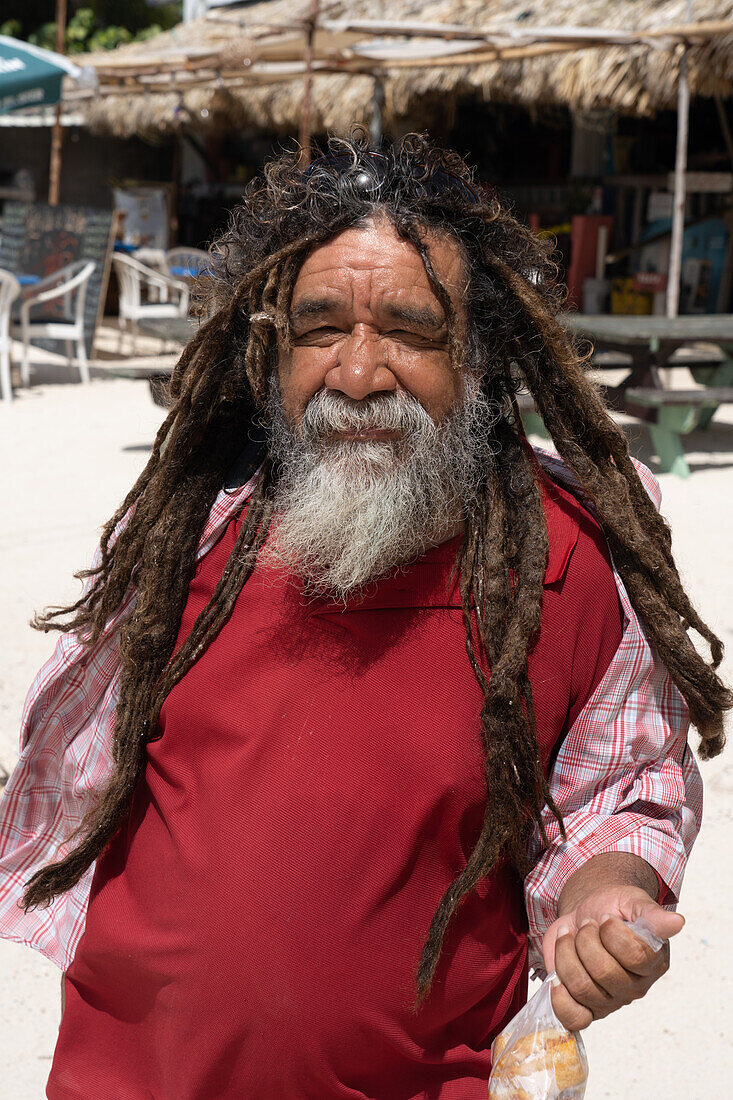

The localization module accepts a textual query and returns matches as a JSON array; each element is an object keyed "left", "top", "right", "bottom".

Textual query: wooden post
[
  {"left": 298, "top": 0, "right": 320, "bottom": 169},
  {"left": 666, "top": 1, "right": 693, "bottom": 318},
  {"left": 48, "top": 0, "right": 68, "bottom": 206},
  {"left": 370, "top": 77, "right": 384, "bottom": 146},
  {"left": 171, "top": 133, "right": 182, "bottom": 246},
  {"left": 714, "top": 95, "right": 733, "bottom": 171}
]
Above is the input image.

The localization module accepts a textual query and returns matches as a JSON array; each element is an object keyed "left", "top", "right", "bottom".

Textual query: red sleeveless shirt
[{"left": 49, "top": 473, "right": 621, "bottom": 1100}]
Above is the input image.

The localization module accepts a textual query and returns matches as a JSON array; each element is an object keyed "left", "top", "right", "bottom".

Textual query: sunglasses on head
[{"left": 303, "top": 151, "right": 480, "bottom": 206}]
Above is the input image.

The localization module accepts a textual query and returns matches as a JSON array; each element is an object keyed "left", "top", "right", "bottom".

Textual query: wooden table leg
[{"left": 598, "top": 342, "right": 664, "bottom": 420}]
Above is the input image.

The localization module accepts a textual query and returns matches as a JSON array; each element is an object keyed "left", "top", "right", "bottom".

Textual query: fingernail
[
  {"left": 579, "top": 917, "right": 597, "bottom": 929},
  {"left": 556, "top": 923, "right": 570, "bottom": 938},
  {"left": 600, "top": 913, "right": 615, "bottom": 924}
]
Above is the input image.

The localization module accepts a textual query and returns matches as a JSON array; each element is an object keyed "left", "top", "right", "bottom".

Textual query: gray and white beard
[{"left": 260, "top": 372, "right": 500, "bottom": 602}]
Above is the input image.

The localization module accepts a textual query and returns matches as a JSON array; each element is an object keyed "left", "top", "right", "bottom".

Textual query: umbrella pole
[
  {"left": 298, "top": 0, "right": 320, "bottom": 169},
  {"left": 666, "top": 1, "right": 692, "bottom": 318},
  {"left": 48, "top": 0, "right": 68, "bottom": 206}
]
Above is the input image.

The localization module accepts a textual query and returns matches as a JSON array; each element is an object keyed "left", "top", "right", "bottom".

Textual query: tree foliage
[{"left": 1, "top": 2, "right": 181, "bottom": 53}]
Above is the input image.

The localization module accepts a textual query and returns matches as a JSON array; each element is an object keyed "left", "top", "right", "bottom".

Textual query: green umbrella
[{"left": 0, "top": 35, "right": 82, "bottom": 115}]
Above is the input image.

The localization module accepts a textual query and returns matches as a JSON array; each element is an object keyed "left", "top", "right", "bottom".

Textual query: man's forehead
[{"left": 290, "top": 219, "right": 465, "bottom": 309}]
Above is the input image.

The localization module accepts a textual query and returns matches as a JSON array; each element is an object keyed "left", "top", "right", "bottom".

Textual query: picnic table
[
  {"left": 104, "top": 317, "right": 198, "bottom": 407},
  {"left": 560, "top": 314, "right": 733, "bottom": 477},
  {"left": 138, "top": 317, "right": 198, "bottom": 345}
]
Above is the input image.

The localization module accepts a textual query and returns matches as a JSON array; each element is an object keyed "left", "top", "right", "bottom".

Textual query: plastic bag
[
  {"left": 487, "top": 918, "right": 665, "bottom": 1099},
  {"left": 488, "top": 973, "right": 588, "bottom": 1100}
]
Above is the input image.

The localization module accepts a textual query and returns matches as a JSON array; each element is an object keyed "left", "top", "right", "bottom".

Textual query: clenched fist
[{"left": 542, "top": 884, "right": 684, "bottom": 1030}]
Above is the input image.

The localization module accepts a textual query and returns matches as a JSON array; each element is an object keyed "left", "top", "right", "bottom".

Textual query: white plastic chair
[
  {"left": 164, "top": 246, "right": 210, "bottom": 280},
  {"left": 0, "top": 269, "right": 21, "bottom": 402},
  {"left": 113, "top": 253, "right": 189, "bottom": 342},
  {"left": 13, "top": 260, "right": 96, "bottom": 387},
  {"left": 134, "top": 248, "right": 168, "bottom": 302},
  {"left": 165, "top": 247, "right": 215, "bottom": 320}
]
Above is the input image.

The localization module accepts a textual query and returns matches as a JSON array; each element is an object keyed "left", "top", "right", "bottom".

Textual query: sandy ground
[{"left": 0, "top": 340, "right": 731, "bottom": 1099}]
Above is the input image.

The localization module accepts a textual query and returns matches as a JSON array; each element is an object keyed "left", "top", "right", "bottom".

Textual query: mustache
[{"left": 299, "top": 389, "right": 433, "bottom": 441}]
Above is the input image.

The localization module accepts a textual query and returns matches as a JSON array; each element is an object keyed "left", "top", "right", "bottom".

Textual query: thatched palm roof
[{"left": 75, "top": 0, "right": 733, "bottom": 138}]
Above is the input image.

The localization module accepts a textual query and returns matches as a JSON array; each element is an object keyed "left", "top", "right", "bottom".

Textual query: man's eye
[
  {"left": 387, "top": 329, "right": 440, "bottom": 344},
  {"left": 295, "top": 326, "right": 341, "bottom": 340}
]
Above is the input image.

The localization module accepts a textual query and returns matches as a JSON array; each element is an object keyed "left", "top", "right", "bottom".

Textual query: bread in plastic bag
[
  {"left": 487, "top": 917, "right": 665, "bottom": 1099},
  {"left": 488, "top": 973, "right": 588, "bottom": 1100}
]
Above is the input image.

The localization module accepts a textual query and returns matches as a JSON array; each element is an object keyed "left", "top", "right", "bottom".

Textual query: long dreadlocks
[{"left": 23, "top": 132, "right": 730, "bottom": 1009}]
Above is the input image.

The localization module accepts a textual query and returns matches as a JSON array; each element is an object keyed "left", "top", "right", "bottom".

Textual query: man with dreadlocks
[{"left": 0, "top": 135, "right": 729, "bottom": 1100}]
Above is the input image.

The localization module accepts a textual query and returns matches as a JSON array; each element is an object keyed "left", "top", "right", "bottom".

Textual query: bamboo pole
[
  {"left": 318, "top": 16, "right": 733, "bottom": 43},
  {"left": 298, "top": 0, "right": 319, "bottom": 169},
  {"left": 370, "top": 77, "right": 384, "bottom": 146},
  {"left": 206, "top": 15, "right": 733, "bottom": 46},
  {"left": 666, "top": 0, "right": 693, "bottom": 319},
  {"left": 48, "top": 0, "right": 68, "bottom": 206}
]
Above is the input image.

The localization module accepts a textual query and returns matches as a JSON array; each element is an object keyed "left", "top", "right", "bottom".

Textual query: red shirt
[{"left": 49, "top": 473, "right": 622, "bottom": 1100}]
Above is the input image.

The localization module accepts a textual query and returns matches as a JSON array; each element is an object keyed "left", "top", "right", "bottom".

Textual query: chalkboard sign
[{"left": 0, "top": 202, "right": 115, "bottom": 358}]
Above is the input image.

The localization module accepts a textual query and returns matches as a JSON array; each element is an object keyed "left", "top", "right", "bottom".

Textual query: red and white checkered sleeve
[
  {"left": 523, "top": 459, "right": 702, "bottom": 973},
  {"left": 0, "top": 483, "right": 252, "bottom": 970}
]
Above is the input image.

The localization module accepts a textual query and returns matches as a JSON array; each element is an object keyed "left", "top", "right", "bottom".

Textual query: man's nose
[{"left": 326, "top": 326, "right": 396, "bottom": 401}]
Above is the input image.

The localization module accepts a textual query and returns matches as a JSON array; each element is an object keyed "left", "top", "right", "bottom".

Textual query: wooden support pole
[
  {"left": 666, "top": 1, "right": 693, "bottom": 318},
  {"left": 370, "top": 77, "right": 384, "bottom": 146},
  {"left": 298, "top": 0, "right": 319, "bottom": 169},
  {"left": 48, "top": 0, "right": 68, "bottom": 206},
  {"left": 714, "top": 95, "right": 733, "bottom": 172}
]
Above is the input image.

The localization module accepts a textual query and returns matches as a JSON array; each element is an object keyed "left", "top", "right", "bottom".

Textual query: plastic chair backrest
[
  {"left": 23, "top": 260, "right": 96, "bottom": 325},
  {"left": 0, "top": 269, "right": 21, "bottom": 341},
  {"left": 165, "top": 247, "right": 210, "bottom": 277},
  {"left": 113, "top": 253, "right": 145, "bottom": 312}
]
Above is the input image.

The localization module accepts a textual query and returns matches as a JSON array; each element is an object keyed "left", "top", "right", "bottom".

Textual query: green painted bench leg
[
  {"left": 691, "top": 358, "right": 733, "bottom": 430},
  {"left": 648, "top": 423, "right": 690, "bottom": 478},
  {"left": 521, "top": 411, "right": 550, "bottom": 441},
  {"left": 696, "top": 406, "right": 717, "bottom": 430}
]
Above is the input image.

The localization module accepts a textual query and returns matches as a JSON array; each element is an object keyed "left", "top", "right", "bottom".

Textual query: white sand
[{"left": 0, "top": 364, "right": 731, "bottom": 1099}]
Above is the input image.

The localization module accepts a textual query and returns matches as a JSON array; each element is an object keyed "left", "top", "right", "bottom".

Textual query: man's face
[
  {"left": 262, "top": 216, "right": 496, "bottom": 601},
  {"left": 277, "top": 217, "right": 468, "bottom": 426}
]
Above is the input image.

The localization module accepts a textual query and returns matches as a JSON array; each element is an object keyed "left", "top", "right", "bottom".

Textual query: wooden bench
[
  {"left": 625, "top": 386, "right": 733, "bottom": 477},
  {"left": 517, "top": 384, "right": 733, "bottom": 478},
  {"left": 591, "top": 347, "right": 726, "bottom": 372},
  {"left": 98, "top": 361, "right": 173, "bottom": 408}
]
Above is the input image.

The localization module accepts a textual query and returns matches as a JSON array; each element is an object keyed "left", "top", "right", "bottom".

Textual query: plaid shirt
[{"left": 0, "top": 448, "right": 700, "bottom": 974}]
